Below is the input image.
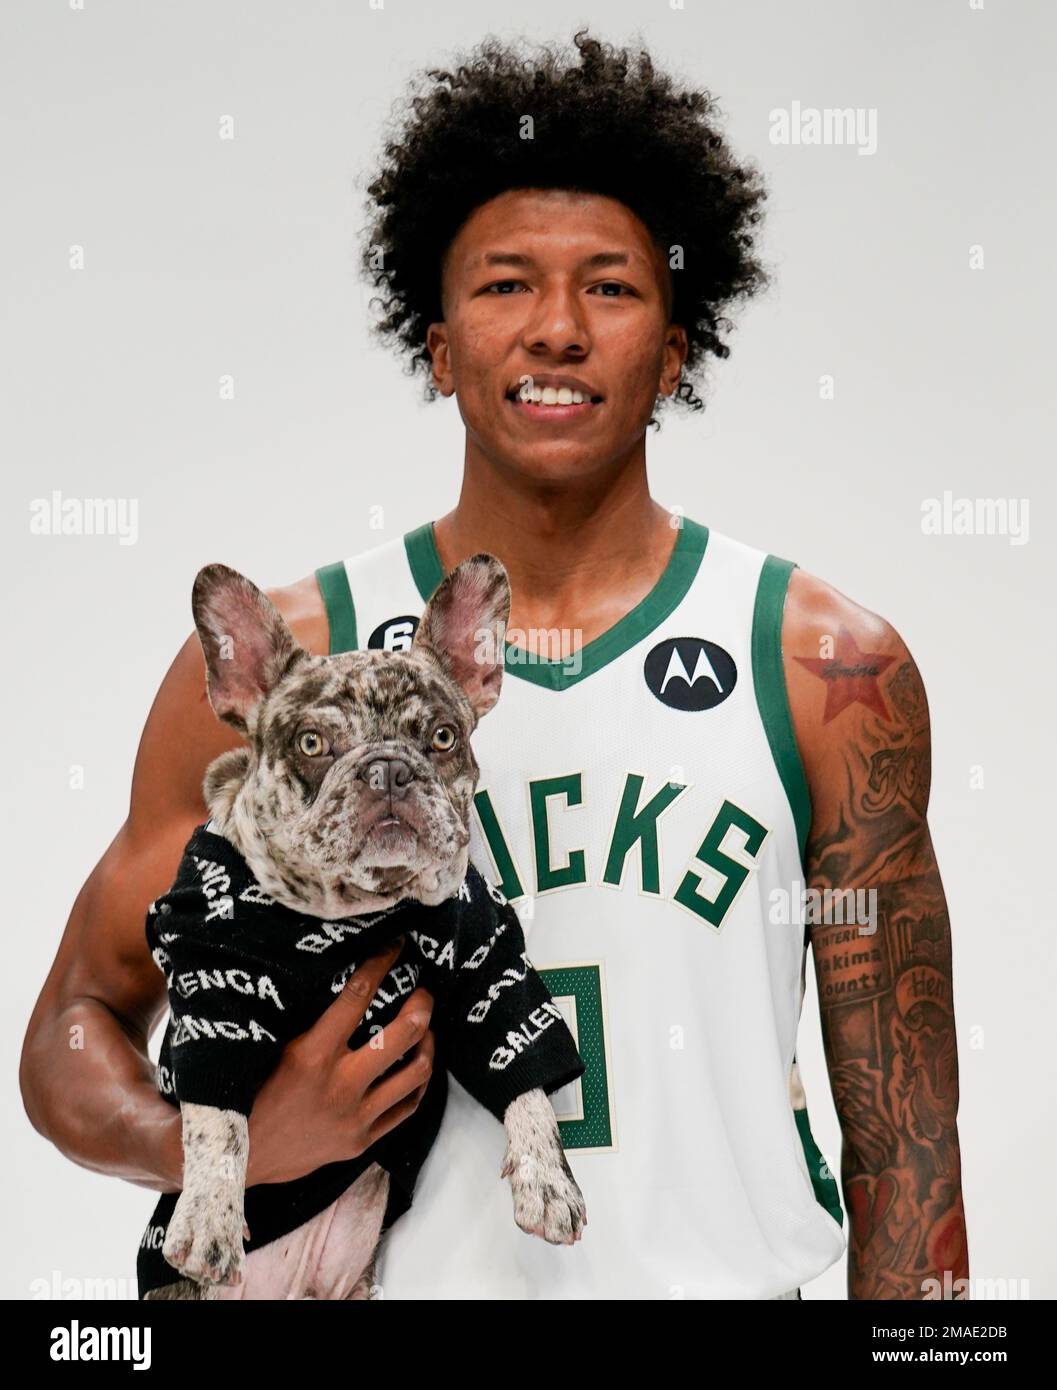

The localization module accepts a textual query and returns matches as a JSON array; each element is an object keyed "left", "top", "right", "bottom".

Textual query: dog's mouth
[
  {"left": 357, "top": 810, "right": 422, "bottom": 868},
  {"left": 370, "top": 813, "right": 417, "bottom": 838}
]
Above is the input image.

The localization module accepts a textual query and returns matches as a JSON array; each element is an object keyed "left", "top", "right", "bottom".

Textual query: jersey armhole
[
  {"left": 754, "top": 558, "right": 846, "bottom": 1235},
  {"left": 750, "top": 554, "right": 812, "bottom": 874},
  {"left": 314, "top": 561, "right": 358, "bottom": 655}
]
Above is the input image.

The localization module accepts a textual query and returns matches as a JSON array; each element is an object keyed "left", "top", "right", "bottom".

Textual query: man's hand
[
  {"left": 247, "top": 940, "right": 436, "bottom": 1187},
  {"left": 786, "top": 568, "right": 969, "bottom": 1300}
]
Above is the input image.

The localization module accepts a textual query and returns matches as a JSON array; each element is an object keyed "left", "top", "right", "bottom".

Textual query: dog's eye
[
  {"left": 431, "top": 724, "right": 457, "bottom": 753},
  {"left": 297, "top": 730, "right": 329, "bottom": 757}
]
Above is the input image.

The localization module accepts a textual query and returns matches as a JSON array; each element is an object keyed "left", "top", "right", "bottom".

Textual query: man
[{"left": 20, "top": 30, "right": 967, "bottom": 1299}]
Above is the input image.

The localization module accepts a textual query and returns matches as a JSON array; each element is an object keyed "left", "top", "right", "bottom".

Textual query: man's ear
[
  {"left": 659, "top": 323, "right": 689, "bottom": 399},
  {"left": 191, "top": 563, "right": 304, "bottom": 735},
  {"left": 426, "top": 322, "right": 455, "bottom": 398},
  {"left": 411, "top": 553, "right": 510, "bottom": 720}
]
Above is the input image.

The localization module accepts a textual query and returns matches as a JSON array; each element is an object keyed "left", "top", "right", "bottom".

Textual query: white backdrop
[{"left": 2, "top": 0, "right": 1053, "bottom": 1300}]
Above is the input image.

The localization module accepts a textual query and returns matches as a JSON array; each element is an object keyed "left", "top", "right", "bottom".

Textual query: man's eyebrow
[
  {"left": 482, "top": 252, "right": 534, "bottom": 267},
  {"left": 583, "top": 252, "right": 631, "bottom": 269},
  {"left": 480, "top": 251, "right": 633, "bottom": 269}
]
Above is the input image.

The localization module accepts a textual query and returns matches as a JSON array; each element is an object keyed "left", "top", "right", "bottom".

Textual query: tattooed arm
[{"left": 784, "top": 569, "right": 968, "bottom": 1300}]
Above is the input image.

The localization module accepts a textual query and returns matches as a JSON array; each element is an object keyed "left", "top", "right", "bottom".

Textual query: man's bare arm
[
  {"left": 785, "top": 569, "right": 969, "bottom": 1299},
  {"left": 19, "top": 573, "right": 434, "bottom": 1194}
]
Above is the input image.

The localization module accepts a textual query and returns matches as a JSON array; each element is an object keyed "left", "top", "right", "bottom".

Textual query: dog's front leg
[
  {"left": 163, "top": 1102, "right": 250, "bottom": 1286},
  {"left": 500, "top": 1088, "right": 586, "bottom": 1245}
]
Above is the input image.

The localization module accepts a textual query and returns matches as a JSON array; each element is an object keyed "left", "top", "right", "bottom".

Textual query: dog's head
[{"left": 191, "top": 554, "right": 510, "bottom": 919}]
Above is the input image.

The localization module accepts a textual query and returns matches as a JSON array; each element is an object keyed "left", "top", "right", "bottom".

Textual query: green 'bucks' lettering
[
  {"left": 674, "top": 799, "right": 769, "bottom": 929},
  {"left": 602, "top": 773, "right": 688, "bottom": 894},
  {"left": 473, "top": 775, "right": 769, "bottom": 926},
  {"left": 530, "top": 774, "right": 587, "bottom": 891},
  {"left": 472, "top": 788, "right": 524, "bottom": 901}
]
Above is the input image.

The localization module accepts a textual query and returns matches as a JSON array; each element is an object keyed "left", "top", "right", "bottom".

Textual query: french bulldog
[{"left": 149, "top": 554, "right": 586, "bottom": 1298}]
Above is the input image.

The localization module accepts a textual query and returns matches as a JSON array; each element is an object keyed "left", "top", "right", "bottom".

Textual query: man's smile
[{"left": 504, "top": 371, "right": 603, "bottom": 422}]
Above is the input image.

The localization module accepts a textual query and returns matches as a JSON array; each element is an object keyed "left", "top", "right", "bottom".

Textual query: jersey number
[{"left": 537, "top": 962, "right": 613, "bottom": 1152}]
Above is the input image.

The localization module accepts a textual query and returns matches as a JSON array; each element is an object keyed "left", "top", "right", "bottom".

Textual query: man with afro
[{"left": 23, "top": 30, "right": 967, "bottom": 1301}]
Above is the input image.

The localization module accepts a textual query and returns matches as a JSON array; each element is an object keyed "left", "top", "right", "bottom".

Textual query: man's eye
[
  {"left": 431, "top": 724, "right": 458, "bottom": 752},
  {"left": 590, "top": 282, "right": 633, "bottom": 297},
  {"left": 485, "top": 280, "right": 527, "bottom": 294},
  {"left": 297, "top": 730, "right": 330, "bottom": 757}
]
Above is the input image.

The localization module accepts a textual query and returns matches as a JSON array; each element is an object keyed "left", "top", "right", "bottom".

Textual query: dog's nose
[{"left": 357, "top": 755, "right": 414, "bottom": 799}]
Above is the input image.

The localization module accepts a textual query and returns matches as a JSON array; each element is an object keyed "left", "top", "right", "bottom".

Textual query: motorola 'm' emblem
[{"left": 643, "top": 637, "right": 737, "bottom": 711}]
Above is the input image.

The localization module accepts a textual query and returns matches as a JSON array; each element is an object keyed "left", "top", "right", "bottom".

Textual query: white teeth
[{"left": 515, "top": 384, "right": 590, "bottom": 406}]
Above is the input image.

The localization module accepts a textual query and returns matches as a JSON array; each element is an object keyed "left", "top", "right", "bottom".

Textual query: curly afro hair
[{"left": 360, "top": 29, "right": 769, "bottom": 417}]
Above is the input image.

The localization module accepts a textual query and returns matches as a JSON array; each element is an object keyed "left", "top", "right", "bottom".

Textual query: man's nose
[
  {"left": 356, "top": 755, "right": 414, "bottom": 799},
  {"left": 523, "top": 283, "right": 590, "bottom": 356}
]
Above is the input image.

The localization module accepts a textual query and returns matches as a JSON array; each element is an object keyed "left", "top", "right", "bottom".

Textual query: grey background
[{"left": 2, "top": 0, "right": 1053, "bottom": 1299}]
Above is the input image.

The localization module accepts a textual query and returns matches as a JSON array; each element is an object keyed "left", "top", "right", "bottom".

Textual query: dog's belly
[{"left": 211, "top": 1162, "right": 390, "bottom": 1301}]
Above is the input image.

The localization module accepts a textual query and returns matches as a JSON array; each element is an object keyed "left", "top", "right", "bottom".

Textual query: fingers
[
  {"left": 364, "top": 1071, "right": 432, "bottom": 1148},
  {"left": 357, "top": 985, "right": 435, "bottom": 1089},
  {"left": 301, "top": 937, "right": 406, "bottom": 1055},
  {"left": 358, "top": 989, "right": 436, "bottom": 1122}
]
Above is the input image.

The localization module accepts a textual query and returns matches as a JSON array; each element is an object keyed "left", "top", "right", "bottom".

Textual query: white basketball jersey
[{"left": 314, "top": 516, "right": 846, "bottom": 1299}]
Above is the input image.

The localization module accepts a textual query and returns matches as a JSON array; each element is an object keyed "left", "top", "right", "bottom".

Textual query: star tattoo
[{"left": 795, "top": 625, "right": 896, "bottom": 724}]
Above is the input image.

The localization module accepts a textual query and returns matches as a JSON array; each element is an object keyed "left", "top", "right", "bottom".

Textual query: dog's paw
[
  {"left": 501, "top": 1144, "right": 587, "bottom": 1245},
  {"left": 163, "top": 1187, "right": 246, "bottom": 1286}
]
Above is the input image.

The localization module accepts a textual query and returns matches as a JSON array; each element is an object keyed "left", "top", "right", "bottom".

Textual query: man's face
[{"left": 427, "top": 188, "right": 687, "bottom": 480}]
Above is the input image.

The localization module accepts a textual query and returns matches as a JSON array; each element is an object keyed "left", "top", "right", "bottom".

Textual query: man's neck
[{"left": 432, "top": 456, "right": 683, "bottom": 652}]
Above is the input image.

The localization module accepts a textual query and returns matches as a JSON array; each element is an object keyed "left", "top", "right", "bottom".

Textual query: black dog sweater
[{"left": 137, "top": 823, "right": 585, "bottom": 1298}]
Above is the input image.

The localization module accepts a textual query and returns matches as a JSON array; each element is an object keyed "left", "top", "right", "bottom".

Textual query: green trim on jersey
[
  {"left": 751, "top": 555, "right": 812, "bottom": 870},
  {"left": 315, "top": 560, "right": 358, "bottom": 654},
  {"left": 404, "top": 517, "right": 711, "bottom": 692},
  {"left": 794, "top": 1105, "right": 845, "bottom": 1229}
]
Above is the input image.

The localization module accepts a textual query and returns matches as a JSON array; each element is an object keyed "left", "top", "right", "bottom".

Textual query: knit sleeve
[
  {"left": 146, "top": 896, "right": 290, "bottom": 1118},
  {"left": 436, "top": 873, "right": 585, "bottom": 1124}
]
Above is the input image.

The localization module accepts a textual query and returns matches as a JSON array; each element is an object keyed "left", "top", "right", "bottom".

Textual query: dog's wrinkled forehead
[{"left": 257, "top": 649, "right": 473, "bottom": 756}]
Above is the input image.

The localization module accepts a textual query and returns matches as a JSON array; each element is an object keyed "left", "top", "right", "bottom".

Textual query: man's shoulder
[
  {"left": 704, "top": 525, "right": 907, "bottom": 656},
  {"left": 266, "top": 572, "right": 330, "bottom": 655},
  {"left": 302, "top": 526, "right": 428, "bottom": 656},
  {"left": 783, "top": 566, "right": 900, "bottom": 656},
  {"left": 782, "top": 565, "right": 932, "bottom": 793}
]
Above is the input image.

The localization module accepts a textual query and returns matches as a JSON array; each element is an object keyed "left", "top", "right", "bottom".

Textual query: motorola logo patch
[
  {"left": 368, "top": 615, "right": 420, "bottom": 653},
  {"left": 643, "top": 637, "right": 737, "bottom": 711}
]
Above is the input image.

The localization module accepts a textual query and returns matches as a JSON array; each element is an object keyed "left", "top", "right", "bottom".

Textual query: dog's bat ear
[
  {"left": 191, "top": 563, "right": 304, "bottom": 734},
  {"left": 411, "top": 553, "right": 511, "bottom": 720}
]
